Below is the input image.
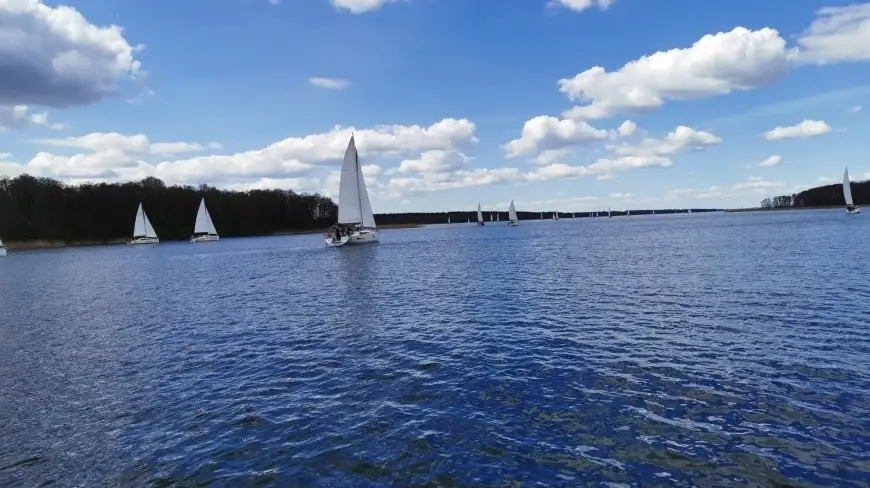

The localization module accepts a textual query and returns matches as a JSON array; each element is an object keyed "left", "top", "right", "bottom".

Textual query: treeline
[
  {"left": 0, "top": 175, "right": 336, "bottom": 243},
  {"left": 762, "top": 180, "right": 870, "bottom": 208},
  {"left": 375, "top": 208, "right": 721, "bottom": 225}
]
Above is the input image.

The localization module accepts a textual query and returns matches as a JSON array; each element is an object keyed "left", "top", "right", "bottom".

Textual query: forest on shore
[
  {"left": 0, "top": 175, "right": 337, "bottom": 244},
  {"left": 0, "top": 174, "right": 722, "bottom": 246},
  {"left": 762, "top": 179, "right": 869, "bottom": 209}
]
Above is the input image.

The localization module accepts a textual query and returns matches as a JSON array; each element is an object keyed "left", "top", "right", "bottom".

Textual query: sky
[{"left": 0, "top": 0, "right": 869, "bottom": 213}]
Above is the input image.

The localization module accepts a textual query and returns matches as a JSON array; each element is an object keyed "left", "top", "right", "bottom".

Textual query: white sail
[
  {"left": 337, "top": 135, "right": 377, "bottom": 229},
  {"left": 0, "top": 236, "right": 4, "bottom": 246},
  {"left": 477, "top": 204, "right": 483, "bottom": 223},
  {"left": 194, "top": 198, "right": 218, "bottom": 235},
  {"left": 844, "top": 167, "right": 854, "bottom": 206},
  {"left": 133, "top": 202, "right": 158, "bottom": 238},
  {"left": 508, "top": 200, "right": 518, "bottom": 222}
]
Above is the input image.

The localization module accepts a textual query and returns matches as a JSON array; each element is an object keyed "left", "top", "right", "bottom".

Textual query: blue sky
[{"left": 0, "top": 0, "right": 869, "bottom": 212}]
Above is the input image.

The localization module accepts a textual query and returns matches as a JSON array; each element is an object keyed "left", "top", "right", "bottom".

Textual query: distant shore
[
  {"left": 725, "top": 205, "right": 842, "bottom": 213},
  {"left": 4, "top": 224, "right": 424, "bottom": 251}
]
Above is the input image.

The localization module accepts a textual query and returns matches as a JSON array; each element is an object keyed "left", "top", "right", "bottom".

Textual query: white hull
[
  {"left": 190, "top": 234, "right": 220, "bottom": 242},
  {"left": 129, "top": 237, "right": 159, "bottom": 245},
  {"left": 325, "top": 228, "right": 378, "bottom": 247},
  {"left": 846, "top": 207, "right": 860, "bottom": 214},
  {"left": 508, "top": 221, "right": 519, "bottom": 226},
  {"left": 0, "top": 247, "right": 6, "bottom": 257}
]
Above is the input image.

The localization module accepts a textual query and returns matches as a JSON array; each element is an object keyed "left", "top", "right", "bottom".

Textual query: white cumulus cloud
[
  {"left": 763, "top": 120, "right": 831, "bottom": 140},
  {"left": 0, "top": 105, "right": 63, "bottom": 132},
  {"left": 0, "top": 0, "right": 144, "bottom": 108},
  {"left": 758, "top": 155, "right": 782, "bottom": 167},
  {"left": 792, "top": 4, "right": 870, "bottom": 65},
  {"left": 557, "top": 27, "right": 790, "bottom": 120},
  {"left": 503, "top": 116, "right": 610, "bottom": 158}
]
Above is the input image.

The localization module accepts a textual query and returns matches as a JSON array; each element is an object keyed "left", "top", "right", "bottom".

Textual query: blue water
[{"left": 1, "top": 210, "right": 869, "bottom": 487}]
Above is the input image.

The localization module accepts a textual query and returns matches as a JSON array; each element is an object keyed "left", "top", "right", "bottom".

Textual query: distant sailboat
[
  {"left": 190, "top": 198, "right": 220, "bottom": 242},
  {"left": 540, "top": 211, "right": 543, "bottom": 220},
  {"left": 448, "top": 215, "right": 451, "bottom": 224},
  {"left": 652, "top": 209, "right": 656, "bottom": 216},
  {"left": 508, "top": 200, "right": 519, "bottom": 226},
  {"left": 128, "top": 202, "right": 159, "bottom": 245},
  {"left": 325, "top": 135, "right": 379, "bottom": 246},
  {"left": 496, "top": 213, "right": 500, "bottom": 222},
  {"left": 608, "top": 206, "right": 612, "bottom": 218},
  {"left": 552, "top": 211, "right": 559, "bottom": 220},
  {"left": 489, "top": 213, "right": 493, "bottom": 222},
  {"left": 844, "top": 167, "right": 860, "bottom": 214},
  {"left": 0, "top": 236, "right": 6, "bottom": 257},
  {"left": 477, "top": 204, "right": 485, "bottom": 226},
  {"left": 627, "top": 209, "right": 631, "bottom": 216}
]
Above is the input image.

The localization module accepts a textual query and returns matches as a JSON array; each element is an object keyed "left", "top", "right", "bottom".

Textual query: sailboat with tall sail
[
  {"left": 508, "top": 200, "right": 519, "bottom": 226},
  {"left": 0, "top": 236, "right": 6, "bottom": 256},
  {"left": 844, "top": 167, "right": 860, "bottom": 214},
  {"left": 552, "top": 211, "right": 559, "bottom": 220},
  {"left": 325, "top": 135, "right": 379, "bottom": 246},
  {"left": 128, "top": 202, "right": 159, "bottom": 245},
  {"left": 475, "top": 204, "right": 485, "bottom": 226},
  {"left": 190, "top": 198, "right": 220, "bottom": 242}
]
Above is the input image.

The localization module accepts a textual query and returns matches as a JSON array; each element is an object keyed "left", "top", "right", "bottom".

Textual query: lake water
[{"left": 1, "top": 210, "right": 869, "bottom": 487}]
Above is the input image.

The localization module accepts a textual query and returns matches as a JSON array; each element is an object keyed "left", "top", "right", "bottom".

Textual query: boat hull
[
  {"left": 190, "top": 234, "right": 220, "bottom": 242},
  {"left": 128, "top": 237, "right": 159, "bottom": 245},
  {"left": 847, "top": 207, "right": 861, "bottom": 214},
  {"left": 325, "top": 229, "right": 378, "bottom": 247},
  {"left": 508, "top": 221, "right": 519, "bottom": 226},
  {"left": 477, "top": 222, "right": 485, "bottom": 226},
  {"left": 0, "top": 247, "right": 6, "bottom": 257}
]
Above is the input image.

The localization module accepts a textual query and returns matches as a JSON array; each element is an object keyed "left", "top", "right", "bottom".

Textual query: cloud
[
  {"left": 732, "top": 176, "right": 785, "bottom": 191},
  {"left": 758, "top": 155, "right": 782, "bottom": 167},
  {"left": 9, "top": 118, "right": 479, "bottom": 189},
  {"left": 815, "top": 176, "right": 837, "bottom": 184},
  {"left": 611, "top": 125, "right": 721, "bottom": 158},
  {"left": 666, "top": 186, "right": 725, "bottom": 199},
  {"left": 308, "top": 77, "right": 352, "bottom": 90},
  {"left": 0, "top": 105, "right": 63, "bottom": 132},
  {"left": 615, "top": 120, "right": 637, "bottom": 137},
  {"left": 0, "top": 0, "right": 143, "bottom": 108},
  {"left": 557, "top": 27, "right": 790, "bottom": 120},
  {"left": 792, "top": 4, "right": 870, "bottom": 65},
  {"left": 503, "top": 116, "right": 609, "bottom": 158},
  {"left": 395, "top": 150, "right": 470, "bottom": 174},
  {"left": 763, "top": 119, "right": 831, "bottom": 140},
  {"left": 852, "top": 105, "right": 863, "bottom": 114},
  {"left": 609, "top": 192, "right": 632, "bottom": 199},
  {"left": 329, "top": 0, "right": 409, "bottom": 14},
  {"left": 548, "top": 0, "right": 614, "bottom": 14},
  {"left": 0, "top": 152, "right": 11, "bottom": 160}
]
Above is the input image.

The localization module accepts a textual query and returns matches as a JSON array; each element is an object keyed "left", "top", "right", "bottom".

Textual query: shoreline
[
  {"left": 725, "top": 205, "right": 843, "bottom": 213},
  {"left": 3, "top": 224, "right": 424, "bottom": 251}
]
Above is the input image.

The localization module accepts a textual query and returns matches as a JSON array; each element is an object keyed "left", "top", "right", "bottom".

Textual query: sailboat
[
  {"left": 844, "top": 167, "right": 860, "bottom": 214},
  {"left": 552, "top": 211, "right": 559, "bottom": 220},
  {"left": 448, "top": 215, "right": 451, "bottom": 224},
  {"left": 128, "top": 202, "right": 159, "bottom": 245},
  {"left": 508, "top": 200, "right": 519, "bottom": 226},
  {"left": 325, "top": 135, "right": 379, "bottom": 246},
  {"left": 496, "top": 213, "right": 500, "bottom": 222},
  {"left": 489, "top": 213, "right": 493, "bottom": 222},
  {"left": 540, "top": 211, "right": 543, "bottom": 220},
  {"left": 627, "top": 209, "right": 631, "bottom": 217},
  {"left": 0, "top": 236, "right": 6, "bottom": 257},
  {"left": 477, "top": 204, "right": 485, "bottom": 226},
  {"left": 190, "top": 198, "right": 219, "bottom": 242},
  {"left": 608, "top": 206, "right": 612, "bottom": 218}
]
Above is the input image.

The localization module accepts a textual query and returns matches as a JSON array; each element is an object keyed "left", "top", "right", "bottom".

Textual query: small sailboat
[
  {"left": 496, "top": 213, "right": 500, "bottom": 222},
  {"left": 540, "top": 211, "right": 543, "bottom": 220},
  {"left": 627, "top": 209, "right": 631, "bottom": 216},
  {"left": 490, "top": 213, "right": 493, "bottom": 222},
  {"left": 508, "top": 200, "right": 519, "bottom": 226},
  {"left": 448, "top": 215, "right": 451, "bottom": 224},
  {"left": 128, "top": 202, "right": 159, "bottom": 245},
  {"left": 477, "top": 204, "right": 485, "bottom": 226},
  {"left": 608, "top": 206, "right": 612, "bottom": 219},
  {"left": 325, "top": 135, "right": 379, "bottom": 246},
  {"left": 652, "top": 209, "right": 656, "bottom": 216},
  {"left": 552, "top": 211, "right": 559, "bottom": 220},
  {"left": 190, "top": 198, "right": 220, "bottom": 242},
  {"left": 844, "top": 167, "right": 860, "bottom": 214},
  {"left": 0, "top": 236, "right": 6, "bottom": 257}
]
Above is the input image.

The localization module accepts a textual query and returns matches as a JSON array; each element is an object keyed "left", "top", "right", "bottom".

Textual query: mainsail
[
  {"left": 338, "top": 135, "right": 377, "bottom": 229},
  {"left": 477, "top": 204, "right": 483, "bottom": 223},
  {"left": 508, "top": 200, "right": 518, "bottom": 222}
]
